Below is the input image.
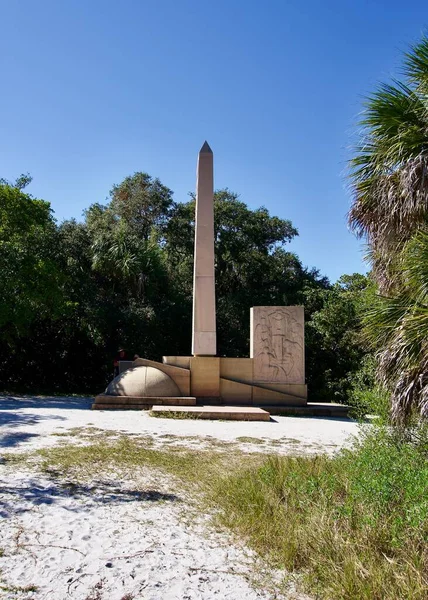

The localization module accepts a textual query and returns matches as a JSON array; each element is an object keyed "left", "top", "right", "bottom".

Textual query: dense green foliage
[
  {"left": 305, "top": 273, "right": 372, "bottom": 404},
  {"left": 349, "top": 35, "right": 428, "bottom": 422},
  {"left": 213, "top": 425, "right": 428, "bottom": 599},
  {"left": 0, "top": 182, "right": 67, "bottom": 338},
  {"left": 0, "top": 173, "right": 370, "bottom": 401}
]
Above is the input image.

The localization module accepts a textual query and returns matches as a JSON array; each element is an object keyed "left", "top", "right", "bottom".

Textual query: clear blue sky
[{"left": 1, "top": 1, "right": 427, "bottom": 282}]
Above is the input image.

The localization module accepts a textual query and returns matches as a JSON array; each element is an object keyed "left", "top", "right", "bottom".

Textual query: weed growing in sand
[
  {"left": 150, "top": 410, "right": 200, "bottom": 420},
  {"left": 51, "top": 427, "right": 121, "bottom": 439},
  {"left": 84, "top": 579, "right": 105, "bottom": 600},
  {"left": 0, "top": 581, "right": 38, "bottom": 594},
  {"left": 236, "top": 437, "right": 265, "bottom": 445}
]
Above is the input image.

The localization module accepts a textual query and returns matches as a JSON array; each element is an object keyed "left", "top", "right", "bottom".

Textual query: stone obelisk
[{"left": 192, "top": 141, "right": 216, "bottom": 356}]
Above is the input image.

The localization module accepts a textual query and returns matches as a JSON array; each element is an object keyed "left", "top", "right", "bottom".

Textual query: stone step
[
  {"left": 92, "top": 403, "right": 153, "bottom": 410},
  {"left": 151, "top": 405, "right": 271, "bottom": 421},
  {"left": 92, "top": 396, "right": 196, "bottom": 410},
  {"left": 257, "top": 402, "right": 351, "bottom": 418}
]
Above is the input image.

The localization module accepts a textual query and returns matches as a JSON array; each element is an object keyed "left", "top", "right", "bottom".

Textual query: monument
[
  {"left": 93, "top": 142, "right": 310, "bottom": 417},
  {"left": 192, "top": 141, "right": 216, "bottom": 356}
]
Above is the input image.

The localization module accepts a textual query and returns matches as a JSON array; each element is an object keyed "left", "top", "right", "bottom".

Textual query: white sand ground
[
  {"left": 0, "top": 396, "right": 360, "bottom": 600},
  {"left": 0, "top": 396, "right": 358, "bottom": 455}
]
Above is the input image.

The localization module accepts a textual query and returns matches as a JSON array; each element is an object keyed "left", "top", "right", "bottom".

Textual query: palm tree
[
  {"left": 91, "top": 221, "right": 166, "bottom": 298},
  {"left": 349, "top": 36, "right": 428, "bottom": 422},
  {"left": 363, "top": 231, "right": 428, "bottom": 421}
]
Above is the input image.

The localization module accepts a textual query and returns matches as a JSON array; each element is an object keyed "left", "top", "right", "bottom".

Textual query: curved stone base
[{"left": 105, "top": 366, "right": 181, "bottom": 398}]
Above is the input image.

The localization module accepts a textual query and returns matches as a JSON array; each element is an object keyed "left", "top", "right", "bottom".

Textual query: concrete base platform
[
  {"left": 92, "top": 396, "right": 196, "bottom": 410},
  {"left": 151, "top": 405, "right": 271, "bottom": 421},
  {"left": 259, "top": 402, "right": 351, "bottom": 418}
]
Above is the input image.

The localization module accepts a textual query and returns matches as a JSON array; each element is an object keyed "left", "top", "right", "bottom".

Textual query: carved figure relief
[{"left": 252, "top": 306, "right": 304, "bottom": 383}]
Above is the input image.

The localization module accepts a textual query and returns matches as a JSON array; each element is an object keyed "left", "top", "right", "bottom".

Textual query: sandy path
[
  {"left": 0, "top": 467, "right": 281, "bottom": 600},
  {"left": 0, "top": 396, "right": 358, "bottom": 599},
  {"left": 0, "top": 396, "right": 359, "bottom": 455}
]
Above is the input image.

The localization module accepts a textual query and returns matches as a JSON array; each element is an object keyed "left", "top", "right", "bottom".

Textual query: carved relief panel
[{"left": 250, "top": 306, "right": 305, "bottom": 384}]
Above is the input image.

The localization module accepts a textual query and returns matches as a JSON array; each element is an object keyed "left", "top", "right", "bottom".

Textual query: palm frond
[{"left": 404, "top": 36, "right": 428, "bottom": 91}]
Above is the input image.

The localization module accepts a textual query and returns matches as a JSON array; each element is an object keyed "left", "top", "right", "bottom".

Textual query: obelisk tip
[{"left": 199, "top": 141, "right": 213, "bottom": 154}]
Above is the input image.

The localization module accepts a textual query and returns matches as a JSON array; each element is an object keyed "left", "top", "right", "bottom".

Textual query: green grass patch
[
  {"left": 236, "top": 437, "right": 265, "bottom": 445},
  {"left": 211, "top": 425, "right": 428, "bottom": 599},
  {"left": 35, "top": 436, "right": 258, "bottom": 484},
  {"left": 51, "top": 427, "right": 120, "bottom": 438},
  {"left": 0, "top": 452, "right": 30, "bottom": 465}
]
